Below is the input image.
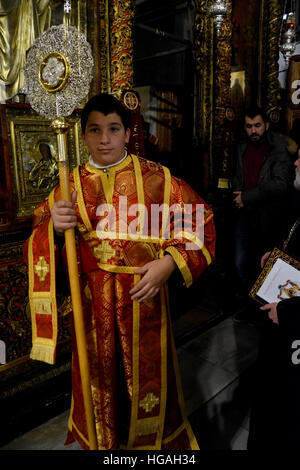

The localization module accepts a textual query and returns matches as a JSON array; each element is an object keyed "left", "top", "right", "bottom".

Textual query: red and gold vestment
[{"left": 25, "top": 154, "right": 216, "bottom": 450}]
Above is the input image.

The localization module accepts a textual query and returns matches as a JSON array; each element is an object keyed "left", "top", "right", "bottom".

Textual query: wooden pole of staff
[{"left": 51, "top": 117, "right": 98, "bottom": 450}]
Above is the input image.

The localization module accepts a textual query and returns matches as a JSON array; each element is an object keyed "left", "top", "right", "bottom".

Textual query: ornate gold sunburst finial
[{"left": 24, "top": 24, "right": 93, "bottom": 119}]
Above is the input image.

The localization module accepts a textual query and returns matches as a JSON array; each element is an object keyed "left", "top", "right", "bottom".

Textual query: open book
[{"left": 249, "top": 248, "right": 300, "bottom": 305}]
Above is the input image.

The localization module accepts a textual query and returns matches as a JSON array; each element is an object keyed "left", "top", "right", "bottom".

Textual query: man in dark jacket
[
  {"left": 247, "top": 154, "right": 300, "bottom": 449},
  {"left": 232, "top": 106, "right": 294, "bottom": 315}
]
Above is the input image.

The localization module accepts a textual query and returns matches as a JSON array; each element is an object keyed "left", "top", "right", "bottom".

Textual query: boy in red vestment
[{"left": 25, "top": 93, "right": 216, "bottom": 450}]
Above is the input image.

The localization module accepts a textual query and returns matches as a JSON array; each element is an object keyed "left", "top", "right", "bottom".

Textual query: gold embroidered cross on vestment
[
  {"left": 94, "top": 241, "right": 116, "bottom": 263},
  {"left": 34, "top": 256, "right": 49, "bottom": 281},
  {"left": 139, "top": 393, "right": 160, "bottom": 413}
]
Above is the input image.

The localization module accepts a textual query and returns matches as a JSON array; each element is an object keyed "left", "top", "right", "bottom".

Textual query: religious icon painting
[{"left": 5, "top": 105, "right": 88, "bottom": 219}]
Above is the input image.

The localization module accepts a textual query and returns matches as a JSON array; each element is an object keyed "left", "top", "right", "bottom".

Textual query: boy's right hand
[{"left": 51, "top": 190, "right": 77, "bottom": 235}]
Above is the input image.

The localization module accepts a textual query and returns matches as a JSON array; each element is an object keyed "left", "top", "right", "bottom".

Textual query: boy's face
[{"left": 82, "top": 111, "right": 130, "bottom": 166}]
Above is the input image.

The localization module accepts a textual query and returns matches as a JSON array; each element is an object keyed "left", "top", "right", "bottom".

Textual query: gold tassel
[{"left": 30, "top": 344, "right": 55, "bottom": 365}]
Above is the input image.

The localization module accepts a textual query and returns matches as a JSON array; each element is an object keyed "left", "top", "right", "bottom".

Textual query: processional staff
[{"left": 24, "top": 5, "right": 97, "bottom": 450}]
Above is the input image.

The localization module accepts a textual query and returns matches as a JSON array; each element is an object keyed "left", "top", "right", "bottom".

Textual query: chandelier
[
  {"left": 280, "top": 1, "right": 296, "bottom": 64},
  {"left": 208, "top": 0, "right": 229, "bottom": 35}
]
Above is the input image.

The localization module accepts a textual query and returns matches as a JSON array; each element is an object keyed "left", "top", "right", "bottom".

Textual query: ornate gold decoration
[
  {"left": 24, "top": 25, "right": 94, "bottom": 119},
  {"left": 33, "top": 298, "right": 52, "bottom": 315},
  {"left": 194, "top": 0, "right": 232, "bottom": 187},
  {"left": 94, "top": 1, "right": 134, "bottom": 95},
  {"left": 122, "top": 91, "right": 139, "bottom": 110},
  {"left": 139, "top": 393, "right": 160, "bottom": 413},
  {"left": 0, "top": 1, "right": 87, "bottom": 102},
  {"left": 50, "top": 117, "right": 71, "bottom": 135},
  {"left": 214, "top": 1, "right": 232, "bottom": 133},
  {"left": 136, "top": 421, "right": 160, "bottom": 436},
  {"left": 194, "top": 1, "right": 214, "bottom": 186},
  {"left": 110, "top": 0, "right": 134, "bottom": 96},
  {"left": 214, "top": 1, "right": 232, "bottom": 187},
  {"left": 265, "top": 0, "right": 284, "bottom": 121},
  {"left": 7, "top": 106, "right": 87, "bottom": 218},
  {"left": 98, "top": 0, "right": 112, "bottom": 93},
  {"left": 34, "top": 256, "right": 49, "bottom": 282},
  {"left": 39, "top": 51, "right": 70, "bottom": 93},
  {"left": 94, "top": 241, "right": 116, "bottom": 263},
  {"left": 50, "top": 118, "right": 71, "bottom": 163}
]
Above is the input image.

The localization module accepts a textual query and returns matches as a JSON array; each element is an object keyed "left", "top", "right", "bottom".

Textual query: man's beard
[
  {"left": 248, "top": 130, "right": 266, "bottom": 145},
  {"left": 294, "top": 168, "right": 300, "bottom": 190}
]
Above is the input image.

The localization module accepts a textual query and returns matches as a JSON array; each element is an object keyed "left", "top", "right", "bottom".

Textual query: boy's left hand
[{"left": 130, "top": 255, "right": 177, "bottom": 302}]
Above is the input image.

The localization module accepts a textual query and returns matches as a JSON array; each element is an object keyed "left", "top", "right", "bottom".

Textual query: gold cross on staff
[
  {"left": 34, "top": 256, "right": 49, "bottom": 281},
  {"left": 93, "top": 241, "right": 116, "bottom": 263},
  {"left": 139, "top": 393, "right": 160, "bottom": 413}
]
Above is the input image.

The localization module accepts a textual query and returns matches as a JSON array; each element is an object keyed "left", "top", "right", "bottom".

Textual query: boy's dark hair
[
  {"left": 244, "top": 106, "right": 268, "bottom": 124},
  {"left": 81, "top": 93, "right": 130, "bottom": 133}
]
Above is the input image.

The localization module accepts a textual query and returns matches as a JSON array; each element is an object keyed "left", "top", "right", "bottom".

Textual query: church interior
[{"left": 0, "top": 0, "right": 300, "bottom": 451}]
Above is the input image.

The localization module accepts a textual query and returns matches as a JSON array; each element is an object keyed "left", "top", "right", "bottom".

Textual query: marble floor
[{"left": 1, "top": 316, "right": 262, "bottom": 451}]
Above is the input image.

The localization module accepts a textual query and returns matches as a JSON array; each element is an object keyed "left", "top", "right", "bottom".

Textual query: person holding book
[{"left": 247, "top": 153, "right": 300, "bottom": 449}]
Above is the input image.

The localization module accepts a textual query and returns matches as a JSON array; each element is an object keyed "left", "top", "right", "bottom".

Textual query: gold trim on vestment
[
  {"left": 100, "top": 167, "right": 116, "bottom": 206},
  {"left": 162, "top": 422, "right": 186, "bottom": 444},
  {"left": 127, "top": 274, "right": 141, "bottom": 448},
  {"left": 162, "top": 165, "right": 171, "bottom": 233},
  {"left": 96, "top": 264, "right": 138, "bottom": 274},
  {"left": 136, "top": 419, "right": 159, "bottom": 436},
  {"left": 28, "top": 220, "right": 58, "bottom": 365},
  {"left": 73, "top": 166, "right": 93, "bottom": 232},
  {"left": 156, "top": 285, "right": 168, "bottom": 448},
  {"left": 126, "top": 278, "right": 168, "bottom": 449},
  {"left": 131, "top": 155, "right": 146, "bottom": 234},
  {"left": 67, "top": 396, "right": 107, "bottom": 451},
  {"left": 84, "top": 229, "right": 172, "bottom": 245},
  {"left": 174, "top": 230, "right": 212, "bottom": 267},
  {"left": 74, "top": 157, "right": 185, "bottom": 255},
  {"left": 165, "top": 246, "right": 193, "bottom": 288},
  {"left": 48, "top": 188, "right": 55, "bottom": 212},
  {"left": 75, "top": 156, "right": 133, "bottom": 232}
]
